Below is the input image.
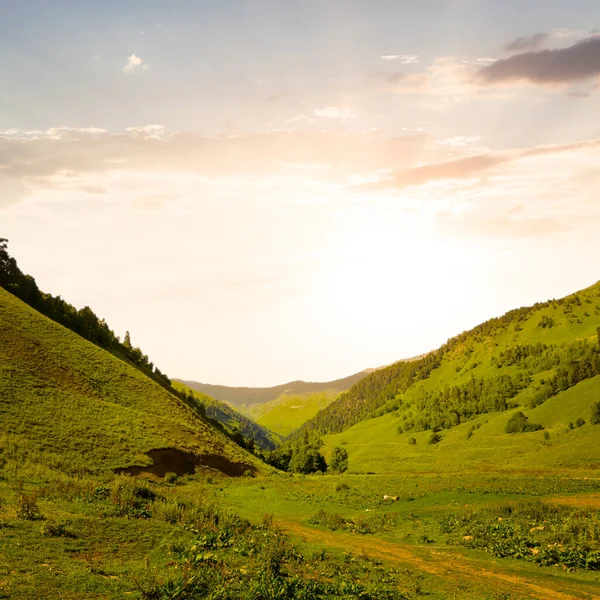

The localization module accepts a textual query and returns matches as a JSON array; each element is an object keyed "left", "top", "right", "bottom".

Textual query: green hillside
[
  {"left": 172, "top": 381, "right": 280, "bottom": 449},
  {"left": 251, "top": 390, "right": 339, "bottom": 436},
  {"left": 0, "top": 287, "right": 262, "bottom": 477},
  {"left": 299, "top": 281, "right": 600, "bottom": 473}
]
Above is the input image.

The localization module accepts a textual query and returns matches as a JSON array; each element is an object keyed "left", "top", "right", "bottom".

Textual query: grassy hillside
[
  {"left": 172, "top": 381, "right": 280, "bottom": 449},
  {"left": 179, "top": 370, "right": 368, "bottom": 408},
  {"left": 324, "top": 375, "right": 600, "bottom": 473},
  {"left": 298, "top": 280, "right": 600, "bottom": 472},
  {"left": 251, "top": 390, "right": 340, "bottom": 437},
  {"left": 0, "top": 287, "right": 262, "bottom": 477}
]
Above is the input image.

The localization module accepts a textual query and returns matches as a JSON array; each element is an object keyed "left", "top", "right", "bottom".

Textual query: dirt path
[{"left": 279, "top": 520, "right": 600, "bottom": 600}]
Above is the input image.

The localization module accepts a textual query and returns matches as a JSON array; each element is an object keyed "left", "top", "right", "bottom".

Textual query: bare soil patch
[{"left": 114, "top": 448, "right": 255, "bottom": 477}]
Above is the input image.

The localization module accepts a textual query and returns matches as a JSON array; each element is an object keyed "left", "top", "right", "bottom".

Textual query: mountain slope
[
  {"left": 251, "top": 390, "right": 340, "bottom": 437},
  {"left": 302, "top": 281, "right": 600, "bottom": 471},
  {"left": 324, "top": 375, "right": 600, "bottom": 473},
  {"left": 172, "top": 381, "right": 280, "bottom": 449},
  {"left": 0, "top": 287, "right": 262, "bottom": 476}
]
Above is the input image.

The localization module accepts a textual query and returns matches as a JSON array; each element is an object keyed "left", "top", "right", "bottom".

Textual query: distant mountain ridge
[{"left": 177, "top": 371, "right": 371, "bottom": 407}]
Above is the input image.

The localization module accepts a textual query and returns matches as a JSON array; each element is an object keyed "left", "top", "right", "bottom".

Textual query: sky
[{"left": 2, "top": 1, "right": 600, "bottom": 386}]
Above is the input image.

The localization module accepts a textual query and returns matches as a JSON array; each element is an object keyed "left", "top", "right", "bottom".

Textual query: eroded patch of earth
[{"left": 115, "top": 447, "right": 255, "bottom": 477}]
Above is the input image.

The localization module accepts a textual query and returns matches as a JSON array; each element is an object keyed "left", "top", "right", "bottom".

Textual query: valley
[{"left": 1, "top": 239, "right": 600, "bottom": 599}]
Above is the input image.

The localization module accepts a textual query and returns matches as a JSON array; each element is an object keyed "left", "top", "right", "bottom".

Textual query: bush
[
  {"left": 505, "top": 411, "right": 543, "bottom": 434},
  {"left": 543, "top": 431, "right": 550, "bottom": 440},
  {"left": 408, "top": 437, "right": 417, "bottom": 445},
  {"left": 591, "top": 401, "right": 600, "bottom": 425},
  {"left": 336, "top": 482, "right": 350, "bottom": 491},
  {"left": 329, "top": 447, "right": 349, "bottom": 474},
  {"left": 575, "top": 417, "right": 586, "bottom": 428},
  {"left": 428, "top": 432, "right": 442, "bottom": 445},
  {"left": 16, "top": 491, "right": 43, "bottom": 520},
  {"left": 164, "top": 472, "right": 178, "bottom": 484},
  {"left": 41, "top": 520, "right": 74, "bottom": 538}
]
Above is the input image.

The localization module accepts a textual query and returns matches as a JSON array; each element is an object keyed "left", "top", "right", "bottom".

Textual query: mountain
[
  {"left": 172, "top": 381, "right": 281, "bottom": 449},
  {"left": 178, "top": 371, "right": 371, "bottom": 437},
  {"left": 298, "top": 281, "right": 600, "bottom": 472},
  {"left": 179, "top": 371, "right": 370, "bottom": 408},
  {"left": 0, "top": 286, "right": 263, "bottom": 477}
]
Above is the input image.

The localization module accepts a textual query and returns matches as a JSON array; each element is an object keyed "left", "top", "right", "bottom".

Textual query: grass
[
  {"left": 0, "top": 287, "right": 261, "bottom": 477},
  {"left": 251, "top": 390, "right": 340, "bottom": 436},
  {"left": 3, "top": 467, "right": 600, "bottom": 599}
]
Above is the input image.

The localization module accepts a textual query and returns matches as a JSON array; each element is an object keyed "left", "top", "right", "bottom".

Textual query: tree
[
  {"left": 329, "top": 446, "right": 348, "bottom": 473},
  {"left": 591, "top": 401, "right": 600, "bottom": 425},
  {"left": 289, "top": 447, "right": 326, "bottom": 474},
  {"left": 505, "top": 411, "right": 543, "bottom": 434},
  {"left": 123, "top": 331, "right": 132, "bottom": 349}
]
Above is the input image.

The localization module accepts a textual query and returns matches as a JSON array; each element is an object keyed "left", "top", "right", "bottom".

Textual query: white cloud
[
  {"left": 313, "top": 107, "right": 358, "bottom": 120},
  {"left": 122, "top": 54, "right": 149, "bottom": 74},
  {"left": 286, "top": 114, "right": 317, "bottom": 124},
  {"left": 380, "top": 55, "right": 420, "bottom": 64}
]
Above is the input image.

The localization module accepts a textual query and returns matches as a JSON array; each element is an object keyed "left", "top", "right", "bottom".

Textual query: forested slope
[{"left": 300, "top": 280, "right": 600, "bottom": 440}]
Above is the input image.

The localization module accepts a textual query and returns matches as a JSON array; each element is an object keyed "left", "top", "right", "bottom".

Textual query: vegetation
[
  {"left": 592, "top": 400, "right": 600, "bottom": 425},
  {"left": 505, "top": 411, "right": 543, "bottom": 434},
  {"left": 173, "top": 381, "right": 279, "bottom": 451},
  {"left": 329, "top": 447, "right": 349, "bottom": 473},
  {"left": 265, "top": 433, "right": 328, "bottom": 474},
  {"left": 301, "top": 283, "right": 600, "bottom": 443},
  {"left": 251, "top": 390, "right": 341, "bottom": 437}
]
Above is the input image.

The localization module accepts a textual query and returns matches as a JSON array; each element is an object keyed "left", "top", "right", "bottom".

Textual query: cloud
[
  {"left": 368, "top": 153, "right": 509, "bottom": 189},
  {"left": 504, "top": 32, "right": 548, "bottom": 53},
  {"left": 478, "top": 37, "right": 600, "bottom": 84},
  {"left": 369, "top": 71, "right": 429, "bottom": 91},
  {"left": 313, "top": 107, "right": 358, "bottom": 120},
  {"left": 380, "top": 55, "right": 420, "bottom": 64},
  {"left": 363, "top": 138, "right": 600, "bottom": 190},
  {"left": 122, "top": 54, "right": 149, "bottom": 74}
]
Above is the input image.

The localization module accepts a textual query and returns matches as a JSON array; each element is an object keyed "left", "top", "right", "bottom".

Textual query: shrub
[
  {"left": 164, "top": 472, "right": 178, "bottom": 484},
  {"left": 505, "top": 411, "right": 543, "bottom": 434},
  {"left": 543, "top": 431, "right": 550, "bottom": 440},
  {"left": 575, "top": 417, "right": 586, "bottom": 428},
  {"left": 428, "top": 432, "right": 442, "bottom": 445},
  {"left": 336, "top": 482, "right": 350, "bottom": 491},
  {"left": 591, "top": 401, "right": 600, "bottom": 425},
  {"left": 41, "top": 520, "right": 74, "bottom": 538},
  {"left": 16, "top": 491, "right": 43, "bottom": 520},
  {"left": 408, "top": 437, "right": 417, "bottom": 445}
]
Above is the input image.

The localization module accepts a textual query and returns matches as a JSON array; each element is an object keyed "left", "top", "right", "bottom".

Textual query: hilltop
[{"left": 0, "top": 287, "right": 262, "bottom": 477}]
